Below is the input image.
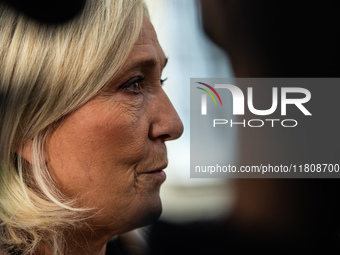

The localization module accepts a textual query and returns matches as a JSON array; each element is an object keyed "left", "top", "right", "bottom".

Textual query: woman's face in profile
[{"left": 43, "top": 17, "right": 183, "bottom": 235}]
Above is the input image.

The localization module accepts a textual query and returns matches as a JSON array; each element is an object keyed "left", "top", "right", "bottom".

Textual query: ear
[{"left": 20, "top": 140, "right": 33, "bottom": 164}]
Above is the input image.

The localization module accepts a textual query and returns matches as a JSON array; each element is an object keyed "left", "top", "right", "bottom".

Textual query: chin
[
  {"left": 143, "top": 205, "right": 163, "bottom": 226},
  {"left": 133, "top": 195, "right": 163, "bottom": 229}
]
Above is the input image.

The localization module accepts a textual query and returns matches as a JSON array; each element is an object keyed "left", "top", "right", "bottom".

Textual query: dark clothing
[
  {"left": 6, "top": 237, "right": 126, "bottom": 255},
  {"left": 149, "top": 219, "right": 340, "bottom": 254},
  {"left": 106, "top": 237, "right": 126, "bottom": 255}
]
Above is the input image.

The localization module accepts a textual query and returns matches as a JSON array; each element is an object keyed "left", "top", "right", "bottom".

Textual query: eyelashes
[
  {"left": 160, "top": 77, "right": 168, "bottom": 86},
  {"left": 119, "top": 76, "right": 145, "bottom": 94},
  {"left": 119, "top": 76, "right": 168, "bottom": 95}
]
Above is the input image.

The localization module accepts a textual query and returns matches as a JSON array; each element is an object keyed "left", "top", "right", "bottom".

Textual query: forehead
[
  {"left": 137, "top": 16, "right": 158, "bottom": 44},
  {"left": 123, "top": 17, "right": 166, "bottom": 68}
]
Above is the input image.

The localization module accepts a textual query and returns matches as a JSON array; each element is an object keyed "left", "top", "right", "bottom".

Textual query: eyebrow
[{"left": 127, "top": 57, "right": 169, "bottom": 71}]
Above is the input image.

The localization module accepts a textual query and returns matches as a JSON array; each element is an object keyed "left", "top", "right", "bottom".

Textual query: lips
[
  {"left": 138, "top": 163, "right": 168, "bottom": 181},
  {"left": 147, "top": 163, "right": 168, "bottom": 174}
]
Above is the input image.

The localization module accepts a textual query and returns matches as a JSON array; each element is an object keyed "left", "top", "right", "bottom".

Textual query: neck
[{"left": 35, "top": 229, "right": 113, "bottom": 255}]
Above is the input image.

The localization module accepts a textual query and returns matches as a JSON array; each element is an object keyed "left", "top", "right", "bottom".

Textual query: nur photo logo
[
  {"left": 190, "top": 78, "right": 339, "bottom": 178},
  {"left": 196, "top": 82, "right": 223, "bottom": 115},
  {"left": 195, "top": 80, "right": 312, "bottom": 128}
]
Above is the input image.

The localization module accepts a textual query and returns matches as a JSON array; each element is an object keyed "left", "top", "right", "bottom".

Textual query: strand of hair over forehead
[{"left": 0, "top": 0, "right": 146, "bottom": 254}]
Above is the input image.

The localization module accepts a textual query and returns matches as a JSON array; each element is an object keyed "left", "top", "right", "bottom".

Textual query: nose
[{"left": 148, "top": 89, "right": 184, "bottom": 142}]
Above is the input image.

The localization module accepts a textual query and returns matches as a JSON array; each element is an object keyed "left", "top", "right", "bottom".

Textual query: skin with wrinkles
[{"left": 23, "top": 17, "right": 183, "bottom": 255}]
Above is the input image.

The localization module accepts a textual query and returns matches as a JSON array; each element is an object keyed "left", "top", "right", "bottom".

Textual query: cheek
[{"left": 45, "top": 98, "right": 149, "bottom": 199}]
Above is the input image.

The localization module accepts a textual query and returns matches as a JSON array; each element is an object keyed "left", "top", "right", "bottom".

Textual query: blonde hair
[{"left": 0, "top": 0, "right": 147, "bottom": 254}]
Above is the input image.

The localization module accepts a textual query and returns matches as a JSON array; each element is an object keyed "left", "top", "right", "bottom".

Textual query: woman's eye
[
  {"left": 121, "top": 76, "right": 144, "bottom": 94},
  {"left": 128, "top": 81, "right": 141, "bottom": 92}
]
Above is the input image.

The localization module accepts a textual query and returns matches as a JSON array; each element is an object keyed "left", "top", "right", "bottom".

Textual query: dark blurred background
[{"left": 0, "top": 0, "right": 85, "bottom": 24}]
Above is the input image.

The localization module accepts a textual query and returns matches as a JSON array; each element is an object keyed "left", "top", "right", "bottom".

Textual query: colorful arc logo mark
[{"left": 196, "top": 82, "right": 222, "bottom": 115}]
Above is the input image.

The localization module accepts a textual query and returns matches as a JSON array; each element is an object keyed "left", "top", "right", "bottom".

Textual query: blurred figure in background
[{"left": 149, "top": 0, "right": 340, "bottom": 253}]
